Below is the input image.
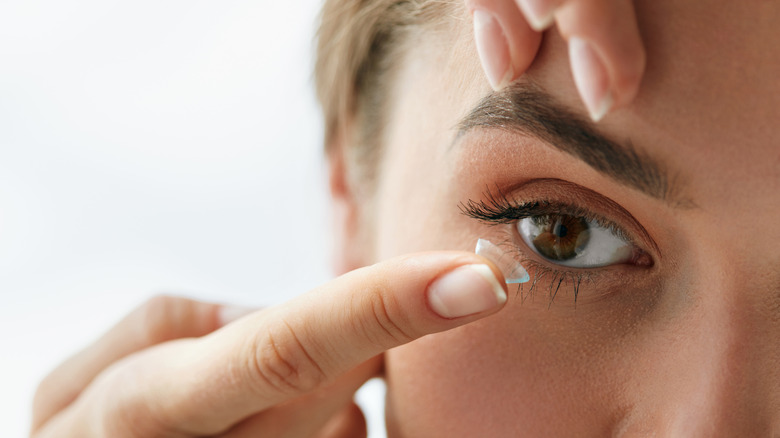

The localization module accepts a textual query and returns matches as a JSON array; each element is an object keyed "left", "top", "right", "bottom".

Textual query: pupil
[{"left": 528, "top": 214, "right": 591, "bottom": 262}]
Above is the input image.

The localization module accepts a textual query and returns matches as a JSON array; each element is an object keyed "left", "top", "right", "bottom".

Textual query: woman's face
[{"left": 349, "top": 0, "right": 779, "bottom": 435}]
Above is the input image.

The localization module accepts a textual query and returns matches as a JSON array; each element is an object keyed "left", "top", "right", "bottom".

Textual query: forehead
[{"left": 391, "top": 0, "right": 780, "bottom": 211}]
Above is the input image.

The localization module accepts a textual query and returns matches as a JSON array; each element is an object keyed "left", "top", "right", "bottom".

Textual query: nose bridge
[
  {"left": 662, "top": 251, "right": 777, "bottom": 435},
  {"left": 668, "top": 279, "right": 740, "bottom": 434},
  {"left": 616, "top": 261, "right": 776, "bottom": 436}
]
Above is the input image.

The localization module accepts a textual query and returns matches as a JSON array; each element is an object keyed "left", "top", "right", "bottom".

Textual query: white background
[{"left": 0, "top": 1, "right": 384, "bottom": 436}]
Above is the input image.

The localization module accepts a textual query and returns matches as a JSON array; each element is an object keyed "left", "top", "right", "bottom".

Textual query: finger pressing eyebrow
[{"left": 455, "top": 82, "right": 693, "bottom": 208}]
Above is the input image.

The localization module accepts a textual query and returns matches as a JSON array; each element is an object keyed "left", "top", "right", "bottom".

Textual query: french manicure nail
[
  {"left": 569, "top": 36, "right": 613, "bottom": 122},
  {"left": 475, "top": 239, "right": 530, "bottom": 284},
  {"left": 516, "top": 0, "right": 556, "bottom": 31},
  {"left": 473, "top": 9, "right": 513, "bottom": 90},
  {"left": 428, "top": 264, "right": 507, "bottom": 318}
]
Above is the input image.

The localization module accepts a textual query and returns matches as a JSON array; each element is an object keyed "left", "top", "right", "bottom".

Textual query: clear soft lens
[{"left": 475, "top": 239, "right": 530, "bottom": 283}]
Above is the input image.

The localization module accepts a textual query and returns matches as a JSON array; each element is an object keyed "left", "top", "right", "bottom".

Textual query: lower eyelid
[
  {"left": 475, "top": 227, "right": 662, "bottom": 309},
  {"left": 460, "top": 183, "right": 660, "bottom": 306}
]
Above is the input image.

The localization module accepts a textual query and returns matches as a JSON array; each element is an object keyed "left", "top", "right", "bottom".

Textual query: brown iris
[{"left": 531, "top": 214, "right": 591, "bottom": 261}]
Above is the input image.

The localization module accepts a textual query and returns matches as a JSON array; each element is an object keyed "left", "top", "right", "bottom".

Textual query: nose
[{"left": 618, "top": 274, "right": 780, "bottom": 436}]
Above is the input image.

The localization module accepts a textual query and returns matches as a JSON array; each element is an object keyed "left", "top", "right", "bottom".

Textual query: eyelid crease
[
  {"left": 458, "top": 182, "right": 660, "bottom": 256},
  {"left": 460, "top": 194, "right": 633, "bottom": 245}
]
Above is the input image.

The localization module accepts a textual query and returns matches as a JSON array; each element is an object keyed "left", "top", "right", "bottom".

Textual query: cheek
[
  {"left": 383, "top": 317, "right": 620, "bottom": 437},
  {"left": 384, "top": 324, "right": 526, "bottom": 437},
  {"left": 383, "top": 277, "right": 673, "bottom": 436}
]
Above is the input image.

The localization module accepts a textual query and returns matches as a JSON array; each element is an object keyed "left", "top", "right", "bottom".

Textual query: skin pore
[{"left": 333, "top": 0, "right": 780, "bottom": 435}]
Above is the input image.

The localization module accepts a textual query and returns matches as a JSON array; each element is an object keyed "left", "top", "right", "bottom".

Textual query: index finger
[{"left": 158, "top": 251, "right": 508, "bottom": 434}]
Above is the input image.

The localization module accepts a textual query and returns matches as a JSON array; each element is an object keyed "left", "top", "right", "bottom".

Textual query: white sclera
[{"left": 475, "top": 239, "right": 531, "bottom": 284}]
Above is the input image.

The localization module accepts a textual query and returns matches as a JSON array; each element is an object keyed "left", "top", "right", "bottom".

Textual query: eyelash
[
  {"left": 499, "top": 239, "right": 593, "bottom": 306},
  {"left": 458, "top": 187, "right": 632, "bottom": 242},
  {"left": 458, "top": 187, "right": 637, "bottom": 305}
]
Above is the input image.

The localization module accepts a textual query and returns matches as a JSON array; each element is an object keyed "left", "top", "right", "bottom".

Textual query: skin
[
  {"left": 467, "top": 0, "right": 645, "bottom": 120},
  {"left": 32, "top": 0, "right": 779, "bottom": 437},
  {"left": 342, "top": 0, "right": 779, "bottom": 436},
  {"left": 30, "top": 257, "right": 509, "bottom": 437}
]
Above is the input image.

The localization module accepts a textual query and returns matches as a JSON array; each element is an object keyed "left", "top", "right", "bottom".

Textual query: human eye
[
  {"left": 518, "top": 214, "right": 634, "bottom": 268},
  {"left": 460, "top": 186, "right": 653, "bottom": 272}
]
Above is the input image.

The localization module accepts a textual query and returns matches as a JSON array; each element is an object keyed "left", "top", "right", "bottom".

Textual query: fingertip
[
  {"left": 469, "top": 0, "right": 543, "bottom": 90},
  {"left": 515, "top": 0, "right": 560, "bottom": 31},
  {"left": 611, "top": 46, "right": 646, "bottom": 110},
  {"left": 472, "top": 8, "right": 514, "bottom": 90},
  {"left": 555, "top": 0, "right": 646, "bottom": 119},
  {"left": 427, "top": 263, "right": 507, "bottom": 319},
  {"left": 568, "top": 36, "right": 612, "bottom": 122}
]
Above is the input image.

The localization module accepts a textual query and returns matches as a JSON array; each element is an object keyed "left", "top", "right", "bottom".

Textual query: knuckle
[
  {"left": 97, "top": 363, "right": 174, "bottom": 438},
  {"left": 32, "top": 368, "right": 85, "bottom": 430},
  {"left": 32, "top": 373, "right": 56, "bottom": 410},
  {"left": 139, "top": 294, "right": 180, "bottom": 344},
  {"left": 101, "top": 400, "right": 149, "bottom": 437},
  {"left": 363, "top": 288, "right": 416, "bottom": 347},
  {"left": 246, "top": 321, "right": 327, "bottom": 395},
  {"left": 101, "top": 395, "right": 168, "bottom": 438},
  {"left": 138, "top": 294, "right": 206, "bottom": 345}
]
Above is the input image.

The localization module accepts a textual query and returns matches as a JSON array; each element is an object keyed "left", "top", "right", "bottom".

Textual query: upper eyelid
[
  {"left": 459, "top": 187, "right": 660, "bottom": 306},
  {"left": 460, "top": 194, "right": 627, "bottom": 237},
  {"left": 462, "top": 200, "right": 635, "bottom": 251},
  {"left": 459, "top": 185, "right": 659, "bottom": 257},
  {"left": 463, "top": 202, "right": 643, "bottom": 305}
]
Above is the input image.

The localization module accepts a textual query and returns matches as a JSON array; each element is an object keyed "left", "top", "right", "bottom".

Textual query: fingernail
[
  {"left": 516, "top": 0, "right": 556, "bottom": 31},
  {"left": 218, "top": 305, "right": 256, "bottom": 327},
  {"left": 473, "top": 9, "right": 513, "bottom": 90},
  {"left": 569, "top": 36, "right": 613, "bottom": 122},
  {"left": 428, "top": 264, "right": 507, "bottom": 318},
  {"left": 475, "top": 238, "right": 530, "bottom": 284}
]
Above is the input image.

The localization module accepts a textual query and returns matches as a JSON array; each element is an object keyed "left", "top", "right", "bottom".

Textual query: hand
[
  {"left": 31, "top": 252, "right": 507, "bottom": 437},
  {"left": 466, "top": 0, "right": 646, "bottom": 121}
]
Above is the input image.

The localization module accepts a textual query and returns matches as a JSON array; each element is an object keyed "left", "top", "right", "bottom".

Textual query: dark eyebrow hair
[{"left": 457, "top": 82, "right": 686, "bottom": 205}]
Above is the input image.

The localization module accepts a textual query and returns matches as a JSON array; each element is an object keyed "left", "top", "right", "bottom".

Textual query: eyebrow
[{"left": 456, "top": 82, "right": 682, "bottom": 204}]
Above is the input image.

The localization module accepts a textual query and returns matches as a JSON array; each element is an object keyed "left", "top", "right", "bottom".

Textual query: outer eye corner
[{"left": 630, "top": 248, "right": 655, "bottom": 268}]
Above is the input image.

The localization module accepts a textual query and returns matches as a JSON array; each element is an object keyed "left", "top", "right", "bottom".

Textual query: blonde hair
[{"left": 314, "top": 0, "right": 456, "bottom": 158}]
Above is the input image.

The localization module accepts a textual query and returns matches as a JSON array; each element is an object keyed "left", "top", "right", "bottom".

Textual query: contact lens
[{"left": 475, "top": 239, "right": 530, "bottom": 284}]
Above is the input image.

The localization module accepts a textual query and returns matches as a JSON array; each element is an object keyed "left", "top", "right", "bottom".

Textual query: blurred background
[{"left": 0, "top": 0, "right": 385, "bottom": 436}]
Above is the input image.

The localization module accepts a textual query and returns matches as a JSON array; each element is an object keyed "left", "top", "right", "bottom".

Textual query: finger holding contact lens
[{"left": 475, "top": 239, "right": 530, "bottom": 284}]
